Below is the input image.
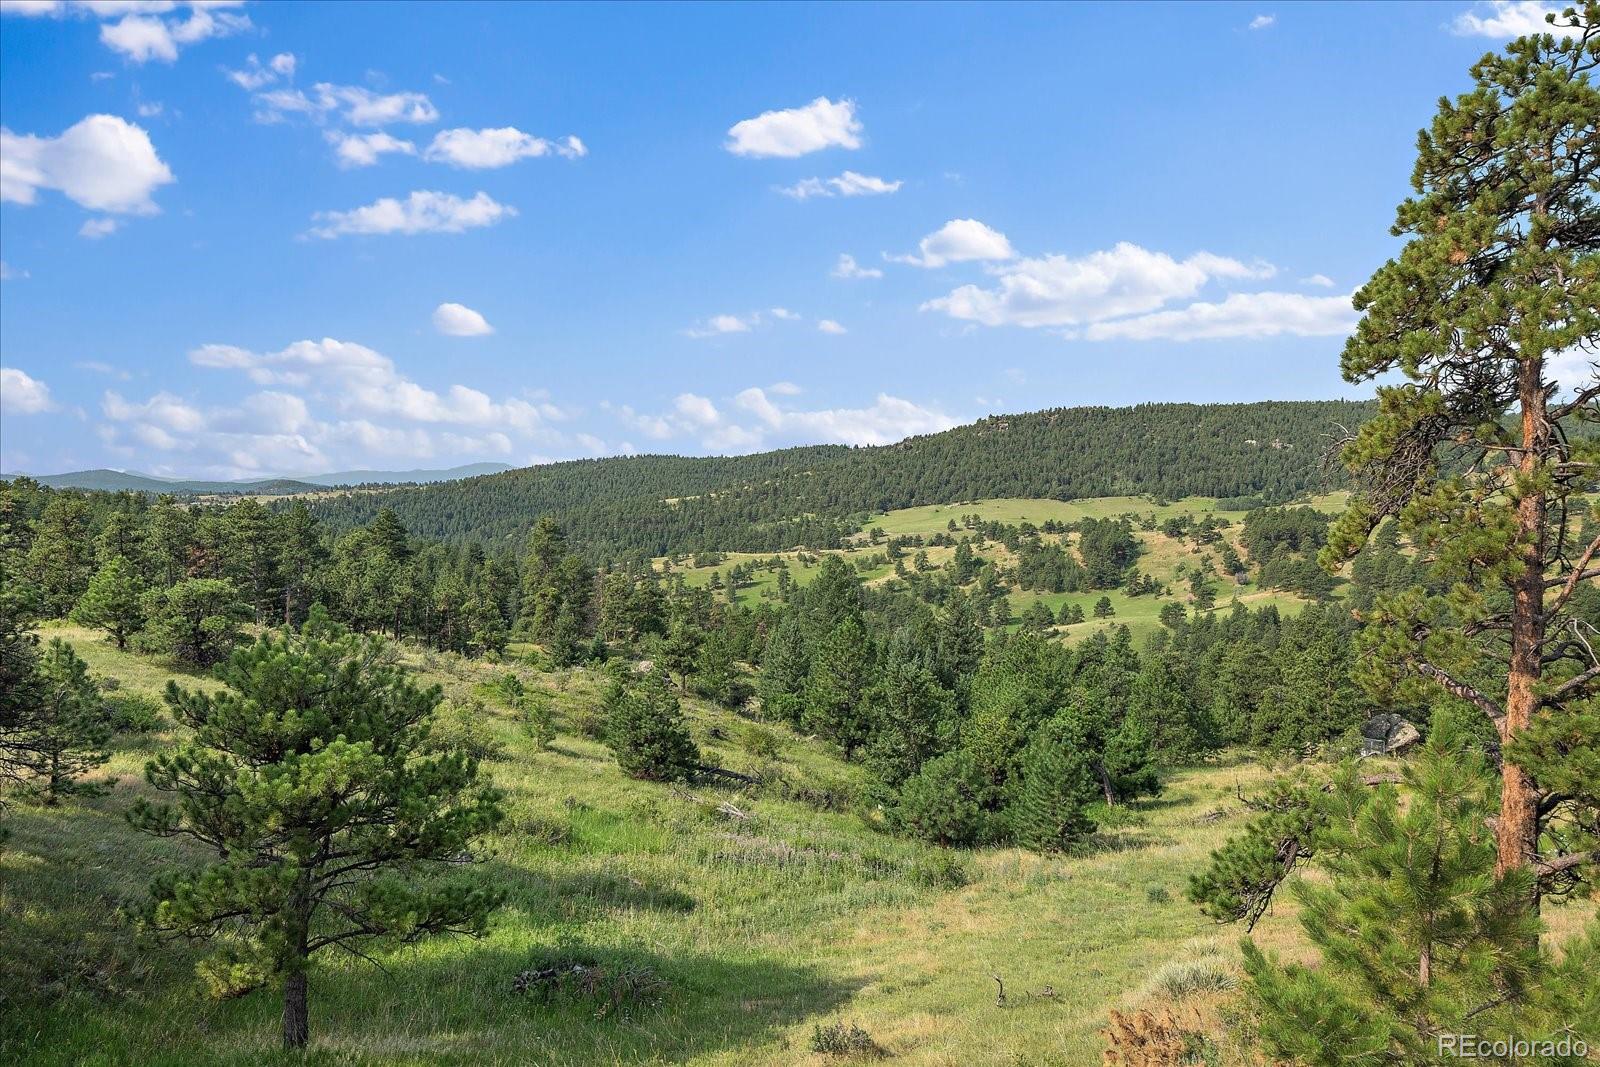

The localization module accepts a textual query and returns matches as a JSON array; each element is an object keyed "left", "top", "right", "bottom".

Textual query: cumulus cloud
[
  {"left": 922, "top": 242, "right": 1276, "bottom": 328},
  {"left": 308, "top": 190, "right": 515, "bottom": 238},
  {"left": 187, "top": 337, "right": 562, "bottom": 435},
  {"left": 683, "top": 307, "right": 807, "bottom": 338},
  {"left": 779, "top": 170, "right": 901, "bottom": 199},
  {"left": 1075, "top": 290, "right": 1358, "bottom": 342},
  {"left": 78, "top": 216, "right": 119, "bottom": 238},
  {"left": 423, "top": 127, "right": 586, "bottom": 168},
  {"left": 1, "top": 113, "right": 173, "bottom": 213},
  {"left": 890, "top": 218, "right": 1015, "bottom": 268},
  {"left": 432, "top": 302, "right": 493, "bottom": 336},
  {"left": 326, "top": 131, "right": 416, "bottom": 168},
  {"left": 817, "top": 319, "right": 847, "bottom": 335},
  {"left": 1248, "top": 14, "right": 1275, "bottom": 29},
  {"left": 733, "top": 387, "right": 956, "bottom": 447},
  {"left": 1547, "top": 347, "right": 1599, "bottom": 396},
  {"left": 725, "top": 96, "right": 862, "bottom": 158},
  {"left": 224, "top": 51, "right": 296, "bottom": 91},
  {"left": 1, "top": 367, "right": 54, "bottom": 414},
  {"left": 684, "top": 312, "right": 757, "bottom": 338},
  {"left": 93, "top": 2, "right": 249, "bottom": 64},
  {"left": 253, "top": 82, "right": 438, "bottom": 127},
  {"left": 1301, "top": 273, "right": 1335, "bottom": 288},
  {"left": 612, "top": 385, "right": 956, "bottom": 453},
  {"left": 1452, "top": 1, "right": 1576, "bottom": 37},
  {"left": 831, "top": 253, "right": 882, "bottom": 280}
]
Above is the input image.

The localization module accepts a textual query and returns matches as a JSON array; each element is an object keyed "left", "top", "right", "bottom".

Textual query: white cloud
[
  {"left": 432, "top": 302, "right": 493, "bottom": 337},
  {"left": 1547, "top": 347, "right": 1598, "bottom": 395},
  {"left": 74, "top": 359, "right": 131, "bottom": 379},
  {"left": 423, "top": 127, "right": 586, "bottom": 168},
  {"left": 779, "top": 170, "right": 901, "bottom": 199},
  {"left": 82, "top": 334, "right": 573, "bottom": 478},
  {"left": 1452, "top": 2, "right": 1576, "bottom": 37},
  {"left": 252, "top": 81, "right": 438, "bottom": 127},
  {"left": 610, "top": 385, "right": 957, "bottom": 453},
  {"left": 674, "top": 393, "right": 720, "bottom": 426},
  {"left": 922, "top": 242, "right": 1276, "bottom": 328},
  {"left": 1076, "top": 290, "right": 1358, "bottom": 342},
  {"left": 734, "top": 387, "right": 956, "bottom": 447},
  {"left": 685, "top": 312, "right": 757, "bottom": 338},
  {"left": 0, "top": 1, "right": 65, "bottom": 14},
  {"left": 769, "top": 307, "right": 800, "bottom": 321},
  {"left": 0, "top": 260, "right": 27, "bottom": 280},
  {"left": 308, "top": 190, "right": 515, "bottom": 238},
  {"left": 817, "top": 319, "right": 847, "bottom": 335},
  {"left": 225, "top": 51, "right": 297, "bottom": 91},
  {"left": 725, "top": 96, "right": 862, "bottom": 158},
  {"left": 99, "top": 3, "right": 250, "bottom": 64},
  {"left": 135, "top": 101, "right": 162, "bottom": 117},
  {"left": 1301, "top": 273, "right": 1335, "bottom": 288},
  {"left": 79, "top": 216, "right": 119, "bottom": 238},
  {"left": 1, "top": 368, "right": 54, "bottom": 414},
  {"left": 832, "top": 253, "right": 882, "bottom": 280},
  {"left": 1248, "top": 14, "right": 1275, "bottom": 29},
  {"left": 326, "top": 131, "right": 416, "bottom": 168},
  {"left": 891, "top": 218, "right": 1015, "bottom": 268},
  {"left": 1, "top": 113, "right": 173, "bottom": 213}
]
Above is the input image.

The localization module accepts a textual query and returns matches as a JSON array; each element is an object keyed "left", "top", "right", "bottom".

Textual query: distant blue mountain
[{"left": 2, "top": 462, "right": 516, "bottom": 494}]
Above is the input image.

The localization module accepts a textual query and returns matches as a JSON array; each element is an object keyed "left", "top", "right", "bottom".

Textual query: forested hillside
[{"left": 301, "top": 401, "right": 1373, "bottom": 556}]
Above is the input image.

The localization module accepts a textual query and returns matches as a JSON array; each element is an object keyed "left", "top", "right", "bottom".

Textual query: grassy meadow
[
  {"left": 5, "top": 621, "right": 1304, "bottom": 1066},
  {"left": 662, "top": 495, "right": 1333, "bottom": 647}
]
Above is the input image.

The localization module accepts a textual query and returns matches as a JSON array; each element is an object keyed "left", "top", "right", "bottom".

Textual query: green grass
[
  {"left": 661, "top": 495, "right": 1326, "bottom": 644},
  {"left": 0, "top": 627, "right": 1294, "bottom": 1066},
  {"left": 7, "top": 627, "right": 1595, "bottom": 1065}
]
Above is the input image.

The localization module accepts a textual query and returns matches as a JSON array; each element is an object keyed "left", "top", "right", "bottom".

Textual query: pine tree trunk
[
  {"left": 282, "top": 888, "right": 312, "bottom": 1050},
  {"left": 282, "top": 969, "right": 308, "bottom": 1050},
  {"left": 1498, "top": 355, "right": 1548, "bottom": 897}
]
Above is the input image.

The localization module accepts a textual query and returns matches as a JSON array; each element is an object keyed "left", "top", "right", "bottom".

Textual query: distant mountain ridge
[
  {"left": 2, "top": 462, "right": 515, "bottom": 495},
  {"left": 301, "top": 399, "right": 1379, "bottom": 557}
]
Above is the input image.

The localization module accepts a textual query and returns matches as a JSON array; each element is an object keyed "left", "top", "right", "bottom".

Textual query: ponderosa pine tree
[
  {"left": 605, "top": 667, "right": 699, "bottom": 781},
  {"left": 72, "top": 557, "right": 146, "bottom": 650},
  {"left": 1203, "top": 732, "right": 1597, "bottom": 1065},
  {"left": 1324, "top": 3, "right": 1600, "bottom": 898},
  {"left": 137, "top": 577, "right": 249, "bottom": 667},
  {"left": 1009, "top": 717, "right": 1098, "bottom": 852},
  {"left": 20, "top": 639, "right": 110, "bottom": 805},
  {"left": 128, "top": 616, "right": 505, "bottom": 1050},
  {"left": 803, "top": 617, "right": 875, "bottom": 760}
]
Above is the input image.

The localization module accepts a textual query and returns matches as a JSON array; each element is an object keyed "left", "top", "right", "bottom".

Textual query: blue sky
[{"left": 0, "top": 0, "right": 1573, "bottom": 477}]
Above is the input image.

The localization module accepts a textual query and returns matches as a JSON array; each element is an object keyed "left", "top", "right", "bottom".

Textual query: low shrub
[
  {"left": 810, "top": 1020, "right": 887, "bottom": 1058},
  {"left": 103, "top": 692, "right": 163, "bottom": 733}
]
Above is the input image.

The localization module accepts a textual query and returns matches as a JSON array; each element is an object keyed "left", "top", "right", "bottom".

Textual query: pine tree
[
  {"left": 1323, "top": 3, "right": 1600, "bottom": 896},
  {"left": 138, "top": 578, "right": 249, "bottom": 667},
  {"left": 1093, "top": 595, "right": 1114, "bottom": 619},
  {"left": 757, "top": 614, "right": 809, "bottom": 725},
  {"left": 71, "top": 557, "right": 146, "bottom": 650},
  {"left": 276, "top": 500, "right": 326, "bottom": 627},
  {"left": 1215, "top": 732, "right": 1575, "bottom": 1065},
  {"left": 865, "top": 650, "right": 955, "bottom": 788},
  {"left": 803, "top": 617, "right": 874, "bottom": 760},
  {"left": 895, "top": 748, "right": 989, "bottom": 846},
  {"left": 128, "top": 616, "right": 504, "bottom": 1050},
  {"left": 605, "top": 668, "right": 699, "bottom": 781},
  {"left": 19, "top": 639, "right": 110, "bottom": 805},
  {"left": 1009, "top": 717, "right": 1098, "bottom": 852},
  {"left": 25, "top": 495, "right": 96, "bottom": 616}
]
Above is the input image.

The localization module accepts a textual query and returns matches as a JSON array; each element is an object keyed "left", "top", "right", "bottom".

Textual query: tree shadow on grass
[{"left": 293, "top": 940, "right": 862, "bottom": 1065}]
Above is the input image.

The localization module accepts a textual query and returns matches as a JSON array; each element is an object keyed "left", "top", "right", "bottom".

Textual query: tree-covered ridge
[{"left": 297, "top": 400, "right": 1376, "bottom": 556}]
